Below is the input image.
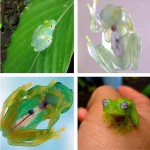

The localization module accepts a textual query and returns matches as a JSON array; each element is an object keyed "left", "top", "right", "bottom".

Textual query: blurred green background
[{"left": 78, "top": 77, "right": 150, "bottom": 109}]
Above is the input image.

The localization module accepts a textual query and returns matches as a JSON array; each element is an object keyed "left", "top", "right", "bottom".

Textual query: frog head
[
  {"left": 102, "top": 98, "right": 139, "bottom": 125},
  {"left": 100, "top": 4, "right": 133, "bottom": 34},
  {"left": 44, "top": 19, "right": 56, "bottom": 30},
  {"left": 100, "top": 4, "right": 123, "bottom": 30},
  {"left": 102, "top": 98, "right": 133, "bottom": 116}
]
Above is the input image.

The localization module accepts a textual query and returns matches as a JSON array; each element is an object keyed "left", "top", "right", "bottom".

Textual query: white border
[
  {"left": 74, "top": 0, "right": 78, "bottom": 150},
  {"left": 1, "top": 0, "right": 150, "bottom": 150},
  {"left": 0, "top": 73, "right": 74, "bottom": 77},
  {"left": 77, "top": 73, "right": 150, "bottom": 77},
  {"left": 74, "top": 0, "right": 78, "bottom": 74}
]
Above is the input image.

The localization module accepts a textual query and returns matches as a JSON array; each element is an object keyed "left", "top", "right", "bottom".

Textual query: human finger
[
  {"left": 118, "top": 86, "right": 150, "bottom": 104},
  {"left": 78, "top": 107, "right": 88, "bottom": 122}
]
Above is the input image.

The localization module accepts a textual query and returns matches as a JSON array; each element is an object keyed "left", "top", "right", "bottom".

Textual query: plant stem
[
  {"left": 28, "top": 51, "right": 40, "bottom": 72},
  {"left": 56, "top": 2, "right": 73, "bottom": 25}
]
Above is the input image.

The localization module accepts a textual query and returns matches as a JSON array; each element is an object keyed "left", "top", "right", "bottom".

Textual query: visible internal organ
[
  {"left": 11, "top": 114, "right": 32, "bottom": 130},
  {"left": 12, "top": 100, "right": 49, "bottom": 130},
  {"left": 39, "top": 100, "right": 49, "bottom": 109},
  {"left": 12, "top": 107, "right": 41, "bottom": 130},
  {"left": 111, "top": 26, "right": 124, "bottom": 57}
]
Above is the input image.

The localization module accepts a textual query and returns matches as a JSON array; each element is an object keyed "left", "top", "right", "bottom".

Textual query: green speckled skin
[
  {"left": 0, "top": 80, "right": 73, "bottom": 146},
  {"left": 102, "top": 98, "right": 139, "bottom": 134}
]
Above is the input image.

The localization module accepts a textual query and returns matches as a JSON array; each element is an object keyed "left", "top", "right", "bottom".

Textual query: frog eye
[
  {"left": 102, "top": 99, "right": 108, "bottom": 107},
  {"left": 120, "top": 101, "right": 128, "bottom": 110}
]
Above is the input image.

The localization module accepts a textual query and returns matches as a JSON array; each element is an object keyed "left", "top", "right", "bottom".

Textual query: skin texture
[
  {"left": 102, "top": 97, "right": 139, "bottom": 133},
  {"left": 78, "top": 85, "right": 150, "bottom": 149}
]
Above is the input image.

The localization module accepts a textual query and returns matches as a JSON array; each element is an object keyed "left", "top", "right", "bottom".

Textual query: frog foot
[
  {"left": 7, "top": 127, "right": 66, "bottom": 146},
  {"left": 48, "top": 80, "right": 57, "bottom": 87},
  {"left": 87, "top": 0, "right": 101, "bottom": 32},
  {"left": 50, "top": 127, "right": 65, "bottom": 139},
  {"left": 87, "top": 0, "right": 98, "bottom": 16},
  {"left": 86, "top": 36, "right": 95, "bottom": 53},
  {"left": 86, "top": 36, "right": 98, "bottom": 59}
]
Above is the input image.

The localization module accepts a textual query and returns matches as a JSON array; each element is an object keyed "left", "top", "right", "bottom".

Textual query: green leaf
[
  {"left": 3, "top": 0, "right": 74, "bottom": 73},
  {"left": 142, "top": 84, "right": 150, "bottom": 96}
]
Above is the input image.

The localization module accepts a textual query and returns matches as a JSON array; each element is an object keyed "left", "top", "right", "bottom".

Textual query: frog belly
[{"left": 12, "top": 107, "right": 41, "bottom": 130}]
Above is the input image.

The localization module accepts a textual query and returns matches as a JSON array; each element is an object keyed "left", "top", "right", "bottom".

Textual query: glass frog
[
  {"left": 31, "top": 19, "right": 56, "bottom": 52},
  {"left": 102, "top": 98, "right": 139, "bottom": 134},
  {"left": 0, "top": 80, "right": 73, "bottom": 146},
  {"left": 86, "top": 0, "right": 141, "bottom": 73}
]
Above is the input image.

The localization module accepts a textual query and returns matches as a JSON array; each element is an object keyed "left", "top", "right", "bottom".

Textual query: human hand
[{"left": 78, "top": 85, "right": 150, "bottom": 149}]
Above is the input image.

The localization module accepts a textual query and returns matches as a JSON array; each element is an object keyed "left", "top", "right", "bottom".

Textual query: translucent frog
[
  {"left": 86, "top": 0, "right": 141, "bottom": 73},
  {"left": 102, "top": 98, "right": 139, "bottom": 134},
  {"left": 0, "top": 80, "right": 73, "bottom": 146},
  {"left": 31, "top": 19, "right": 56, "bottom": 52}
]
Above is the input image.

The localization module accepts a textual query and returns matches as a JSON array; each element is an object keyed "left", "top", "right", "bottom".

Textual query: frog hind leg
[
  {"left": 86, "top": 36, "right": 117, "bottom": 73},
  {"left": 1, "top": 82, "right": 32, "bottom": 117},
  {"left": 7, "top": 127, "right": 65, "bottom": 147},
  {"left": 27, "top": 85, "right": 47, "bottom": 100},
  {"left": 46, "top": 115, "right": 60, "bottom": 130},
  {"left": 127, "top": 32, "right": 141, "bottom": 70}
]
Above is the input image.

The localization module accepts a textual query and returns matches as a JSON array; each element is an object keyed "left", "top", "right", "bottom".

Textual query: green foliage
[
  {"left": 3, "top": 0, "right": 74, "bottom": 73},
  {"left": 0, "top": 23, "right": 2, "bottom": 29},
  {"left": 142, "top": 84, "right": 150, "bottom": 96}
]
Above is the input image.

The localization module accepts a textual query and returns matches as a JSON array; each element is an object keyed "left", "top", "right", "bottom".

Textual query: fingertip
[
  {"left": 118, "top": 86, "right": 150, "bottom": 104},
  {"left": 78, "top": 107, "right": 88, "bottom": 122},
  {"left": 118, "top": 85, "right": 140, "bottom": 98}
]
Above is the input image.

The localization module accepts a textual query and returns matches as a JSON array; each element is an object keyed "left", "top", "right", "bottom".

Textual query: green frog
[{"left": 102, "top": 98, "right": 139, "bottom": 134}]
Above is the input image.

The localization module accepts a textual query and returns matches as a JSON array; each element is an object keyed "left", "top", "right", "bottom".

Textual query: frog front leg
[
  {"left": 27, "top": 85, "right": 47, "bottom": 100},
  {"left": 86, "top": 36, "right": 117, "bottom": 72},
  {"left": 47, "top": 80, "right": 57, "bottom": 87},
  {"left": 87, "top": 0, "right": 102, "bottom": 32},
  {"left": 126, "top": 32, "right": 141, "bottom": 70},
  {"left": 27, "top": 80, "right": 57, "bottom": 100},
  {"left": 1, "top": 82, "right": 32, "bottom": 119},
  {"left": 7, "top": 128, "right": 65, "bottom": 146}
]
